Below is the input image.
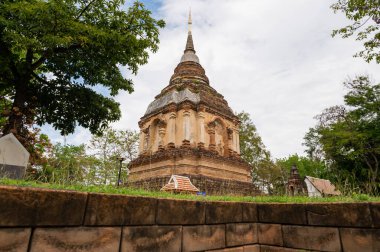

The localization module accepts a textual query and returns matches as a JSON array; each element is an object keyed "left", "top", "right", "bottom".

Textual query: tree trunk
[{"left": 2, "top": 77, "right": 28, "bottom": 136}]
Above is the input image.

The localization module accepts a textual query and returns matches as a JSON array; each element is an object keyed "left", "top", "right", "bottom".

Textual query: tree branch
[
  {"left": 31, "top": 44, "right": 82, "bottom": 70},
  {"left": 26, "top": 48, "right": 33, "bottom": 65},
  {"left": 76, "top": 0, "right": 97, "bottom": 20},
  {"left": 32, "top": 72, "right": 49, "bottom": 85}
]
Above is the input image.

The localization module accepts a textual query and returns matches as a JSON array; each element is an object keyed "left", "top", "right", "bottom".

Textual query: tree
[
  {"left": 0, "top": 0, "right": 165, "bottom": 143},
  {"left": 33, "top": 143, "right": 98, "bottom": 184},
  {"left": 331, "top": 0, "right": 380, "bottom": 63},
  {"left": 238, "top": 111, "right": 269, "bottom": 167},
  {"left": 238, "top": 111, "right": 286, "bottom": 194},
  {"left": 305, "top": 76, "right": 380, "bottom": 194},
  {"left": 0, "top": 89, "right": 12, "bottom": 130},
  {"left": 276, "top": 154, "right": 328, "bottom": 179},
  {"left": 87, "top": 127, "right": 139, "bottom": 184}
]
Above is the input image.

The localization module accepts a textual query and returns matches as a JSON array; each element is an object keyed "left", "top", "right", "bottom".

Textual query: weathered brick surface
[
  {"left": 340, "top": 228, "right": 380, "bottom": 252},
  {"left": 241, "top": 203, "right": 258, "bottom": 222},
  {"left": 0, "top": 228, "right": 31, "bottom": 252},
  {"left": 370, "top": 203, "right": 380, "bottom": 228},
  {"left": 243, "top": 245, "right": 260, "bottom": 252},
  {"left": 183, "top": 225, "right": 225, "bottom": 251},
  {"left": 258, "top": 224, "right": 283, "bottom": 246},
  {"left": 84, "top": 193, "right": 156, "bottom": 226},
  {"left": 156, "top": 199, "right": 205, "bottom": 225},
  {"left": 206, "top": 202, "right": 242, "bottom": 224},
  {"left": 30, "top": 227, "right": 121, "bottom": 252},
  {"left": 226, "top": 223, "right": 257, "bottom": 247},
  {"left": 206, "top": 247, "right": 244, "bottom": 252},
  {"left": 0, "top": 186, "right": 87, "bottom": 226},
  {"left": 260, "top": 245, "right": 304, "bottom": 252},
  {"left": 258, "top": 204, "right": 307, "bottom": 225},
  {"left": 122, "top": 226, "right": 181, "bottom": 252},
  {"left": 282, "top": 225, "right": 341, "bottom": 251},
  {"left": 306, "top": 203, "right": 372, "bottom": 227}
]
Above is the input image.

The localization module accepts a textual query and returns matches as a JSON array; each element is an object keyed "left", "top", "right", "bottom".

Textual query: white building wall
[
  {"left": 0, "top": 133, "right": 29, "bottom": 167},
  {"left": 305, "top": 178, "right": 322, "bottom": 197}
]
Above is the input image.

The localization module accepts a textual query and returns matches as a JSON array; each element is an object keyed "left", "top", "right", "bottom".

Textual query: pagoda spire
[
  {"left": 188, "top": 8, "right": 192, "bottom": 33},
  {"left": 181, "top": 9, "right": 199, "bottom": 63},
  {"left": 184, "top": 9, "right": 195, "bottom": 53}
]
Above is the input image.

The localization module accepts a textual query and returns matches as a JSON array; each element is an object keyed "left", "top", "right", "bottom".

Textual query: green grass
[{"left": 0, "top": 178, "right": 379, "bottom": 203}]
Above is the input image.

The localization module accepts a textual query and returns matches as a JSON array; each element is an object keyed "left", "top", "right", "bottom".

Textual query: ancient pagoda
[{"left": 128, "top": 12, "right": 258, "bottom": 195}]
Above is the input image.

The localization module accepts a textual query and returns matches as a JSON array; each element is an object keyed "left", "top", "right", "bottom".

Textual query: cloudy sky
[{"left": 43, "top": 0, "right": 380, "bottom": 159}]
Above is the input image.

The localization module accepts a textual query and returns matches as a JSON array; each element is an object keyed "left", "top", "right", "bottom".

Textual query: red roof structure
[{"left": 161, "top": 175, "right": 200, "bottom": 194}]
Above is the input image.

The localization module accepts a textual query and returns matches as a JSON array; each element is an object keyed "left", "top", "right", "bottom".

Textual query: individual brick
[
  {"left": 183, "top": 225, "right": 225, "bottom": 251},
  {"left": 260, "top": 245, "right": 300, "bottom": 252},
  {"left": 30, "top": 227, "right": 121, "bottom": 252},
  {"left": 0, "top": 186, "right": 87, "bottom": 226},
  {"left": 84, "top": 193, "right": 156, "bottom": 225},
  {"left": 243, "top": 245, "right": 260, "bottom": 252},
  {"left": 0, "top": 228, "right": 31, "bottom": 252},
  {"left": 257, "top": 204, "right": 307, "bottom": 225},
  {"left": 206, "top": 202, "right": 242, "bottom": 224},
  {"left": 226, "top": 223, "right": 257, "bottom": 247},
  {"left": 206, "top": 247, "right": 244, "bottom": 252},
  {"left": 258, "top": 224, "right": 283, "bottom": 246},
  {"left": 340, "top": 228, "right": 380, "bottom": 252},
  {"left": 306, "top": 203, "right": 372, "bottom": 227},
  {"left": 156, "top": 199, "right": 205, "bottom": 225},
  {"left": 370, "top": 202, "right": 380, "bottom": 228},
  {"left": 241, "top": 203, "right": 258, "bottom": 222},
  {"left": 282, "top": 225, "right": 341, "bottom": 251},
  {"left": 122, "top": 226, "right": 181, "bottom": 252}
]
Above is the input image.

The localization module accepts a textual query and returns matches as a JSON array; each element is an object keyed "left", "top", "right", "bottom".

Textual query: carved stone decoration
[
  {"left": 142, "top": 127, "right": 150, "bottom": 152},
  {"left": 182, "top": 110, "right": 191, "bottom": 147},
  {"left": 198, "top": 111, "right": 205, "bottom": 147},
  {"left": 227, "top": 128, "right": 234, "bottom": 156},
  {"left": 167, "top": 112, "right": 176, "bottom": 149},
  {"left": 157, "top": 121, "right": 167, "bottom": 151},
  {"left": 207, "top": 121, "right": 216, "bottom": 152}
]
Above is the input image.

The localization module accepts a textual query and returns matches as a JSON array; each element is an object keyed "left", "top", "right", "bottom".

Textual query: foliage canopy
[
  {"left": 331, "top": 0, "right": 380, "bottom": 63},
  {"left": 304, "top": 76, "right": 380, "bottom": 194},
  {"left": 0, "top": 0, "right": 165, "bottom": 141}
]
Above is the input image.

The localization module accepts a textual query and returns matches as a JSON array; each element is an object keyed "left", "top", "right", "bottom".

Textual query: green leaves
[
  {"left": 331, "top": 0, "right": 380, "bottom": 63},
  {"left": 0, "top": 0, "right": 165, "bottom": 137},
  {"left": 305, "top": 75, "right": 380, "bottom": 195}
]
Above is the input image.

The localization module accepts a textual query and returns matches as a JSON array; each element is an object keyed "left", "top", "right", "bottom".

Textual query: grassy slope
[{"left": 0, "top": 178, "right": 379, "bottom": 203}]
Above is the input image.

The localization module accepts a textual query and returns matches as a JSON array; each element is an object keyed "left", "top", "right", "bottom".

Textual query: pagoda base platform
[
  {"left": 128, "top": 147, "right": 260, "bottom": 195},
  {"left": 127, "top": 174, "right": 260, "bottom": 196}
]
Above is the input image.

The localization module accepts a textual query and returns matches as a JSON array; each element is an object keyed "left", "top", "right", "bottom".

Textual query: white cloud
[{"left": 44, "top": 0, "right": 380, "bottom": 158}]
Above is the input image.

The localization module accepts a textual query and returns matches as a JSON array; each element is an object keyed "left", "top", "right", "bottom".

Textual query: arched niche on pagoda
[
  {"left": 207, "top": 117, "right": 229, "bottom": 156},
  {"left": 148, "top": 118, "right": 167, "bottom": 153}
]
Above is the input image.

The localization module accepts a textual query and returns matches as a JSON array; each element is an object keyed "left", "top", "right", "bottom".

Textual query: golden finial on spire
[{"left": 188, "top": 8, "right": 192, "bottom": 33}]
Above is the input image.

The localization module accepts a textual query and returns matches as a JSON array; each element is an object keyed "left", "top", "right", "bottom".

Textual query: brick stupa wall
[{"left": 0, "top": 185, "right": 379, "bottom": 251}]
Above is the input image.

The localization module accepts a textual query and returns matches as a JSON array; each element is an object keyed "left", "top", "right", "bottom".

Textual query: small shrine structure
[
  {"left": 161, "top": 175, "right": 200, "bottom": 194},
  {"left": 286, "top": 164, "right": 307, "bottom": 196}
]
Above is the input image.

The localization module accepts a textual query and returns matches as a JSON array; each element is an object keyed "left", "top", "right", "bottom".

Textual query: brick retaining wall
[{"left": 0, "top": 185, "right": 379, "bottom": 251}]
